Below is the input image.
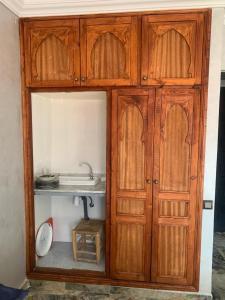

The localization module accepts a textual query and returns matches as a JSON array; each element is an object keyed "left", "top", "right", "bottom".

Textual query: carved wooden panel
[
  {"left": 111, "top": 223, "right": 146, "bottom": 281},
  {"left": 24, "top": 19, "right": 80, "bottom": 87},
  {"left": 118, "top": 95, "right": 147, "bottom": 190},
  {"left": 160, "top": 103, "right": 191, "bottom": 192},
  {"left": 111, "top": 89, "right": 155, "bottom": 282},
  {"left": 142, "top": 13, "right": 204, "bottom": 85},
  {"left": 151, "top": 88, "right": 201, "bottom": 285},
  {"left": 158, "top": 225, "right": 188, "bottom": 277},
  {"left": 80, "top": 16, "right": 138, "bottom": 86},
  {"left": 159, "top": 200, "right": 189, "bottom": 218},
  {"left": 150, "top": 29, "right": 191, "bottom": 79},
  {"left": 117, "top": 198, "right": 145, "bottom": 216},
  {"left": 90, "top": 32, "right": 126, "bottom": 79}
]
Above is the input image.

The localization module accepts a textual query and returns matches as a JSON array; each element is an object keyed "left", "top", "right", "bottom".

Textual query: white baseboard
[{"left": 19, "top": 278, "right": 30, "bottom": 290}]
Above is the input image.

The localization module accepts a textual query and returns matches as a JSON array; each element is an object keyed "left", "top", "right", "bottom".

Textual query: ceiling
[{"left": 1, "top": 0, "right": 225, "bottom": 17}]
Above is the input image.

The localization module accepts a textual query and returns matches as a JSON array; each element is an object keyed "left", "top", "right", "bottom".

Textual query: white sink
[{"left": 59, "top": 174, "right": 100, "bottom": 186}]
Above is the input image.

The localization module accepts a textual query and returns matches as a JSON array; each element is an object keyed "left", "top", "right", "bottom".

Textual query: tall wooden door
[
  {"left": 151, "top": 88, "right": 201, "bottom": 286},
  {"left": 110, "top": 89, "right": 154, "bottom": 281},
  {"left": 24, "top": 19, "right": 80, "bottom": 87},
  {"left": 80, "top": 16, "right": 138, "bottom": 86},
  {"left": 141, "top": 13, "right": 204, "bottom": 85}
]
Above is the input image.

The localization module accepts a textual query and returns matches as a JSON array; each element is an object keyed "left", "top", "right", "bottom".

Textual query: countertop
[{"left": 34, "top": 181, "right": 106, "bottom": 197}]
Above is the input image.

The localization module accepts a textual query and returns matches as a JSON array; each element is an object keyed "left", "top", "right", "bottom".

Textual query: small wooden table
[{"left": 72, "top": 219, "right": 104, "bottom": 264}]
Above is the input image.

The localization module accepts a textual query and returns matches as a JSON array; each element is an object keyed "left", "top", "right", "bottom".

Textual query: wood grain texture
[
  {"left": 80, "top": 16, "right": 138, "bottom": 86},
  {"left": 90, "top": 32, "right": 126, "bottom": 79},
  {"left": 159, "top": 200, "right": 189, "bottom": 218},
  {"left": 158, "top": 225, "right": 188, "bottom": 277},
  {"left": 141, "top": 13, "right": 204, "bottom": 85},
  {"left": 34, "top": 34, "right": 69, "bottom": 81},
  {"left": 118, "top": 96, "right": 146, "bottom": 190},
  {"left": 150, "top": 29, "right": 191, "bottom": 79},
  {"left": 113, "top": 223, "right": 146, "bottom": 281},
  {"left": 151, "top": 87, "right": 201, "bottom": 286},
  {"left": 111, "top": 89, "right": 155, "bottom": 282},
  {"left": 117, "top": 198, "right": 145, "bottom": 216},
  {"left": 24, "top": 19, "right": 80, "bottom": 87},
  {"left": 160, "top": 103, "right": 190, "bottom": 192}
]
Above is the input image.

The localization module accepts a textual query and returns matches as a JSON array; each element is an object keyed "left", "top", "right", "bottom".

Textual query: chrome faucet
[{"left": 79, "top": 162, "right": 94, "bottom": 180}]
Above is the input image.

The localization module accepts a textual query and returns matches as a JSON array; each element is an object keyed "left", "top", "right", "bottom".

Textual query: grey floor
[{"left": 37, "top": 241, "right": 105, "bottom": 272}]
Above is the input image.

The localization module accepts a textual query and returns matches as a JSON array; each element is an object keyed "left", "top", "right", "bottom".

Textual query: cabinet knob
[
  {"left": 81, "top": 77, "right": 86, "bottom": 82},
  {"left": 153, "top": 179, "right": 159, "bottom": 184},
  {"left": 146, "top": 179, "right": 151, "bottom": 184},
  {"left": 74, "top": 77, "right": 79, "bottom": 81},
  {"left": 142, "top": 76, "right": 148, "bottom": 80}
]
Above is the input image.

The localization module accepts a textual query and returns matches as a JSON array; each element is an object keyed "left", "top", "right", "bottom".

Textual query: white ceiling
[{"left": 1, "top": 0, "right": 225, "bottom": 17}]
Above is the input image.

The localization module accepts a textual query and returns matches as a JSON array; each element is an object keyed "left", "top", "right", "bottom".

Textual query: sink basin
[{"left": 59, "top": 174, "right": 100, "bottom": 186}]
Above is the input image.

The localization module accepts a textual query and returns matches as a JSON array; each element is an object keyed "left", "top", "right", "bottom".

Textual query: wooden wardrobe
[{"left": 20, "top": 8, "right": 211, "bottom": 292}]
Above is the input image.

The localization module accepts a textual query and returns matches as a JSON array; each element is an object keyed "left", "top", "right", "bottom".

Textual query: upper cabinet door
[
  {"left": 141, "top": 13, "right": 204, "bottom": 85},
  {"left": 80, "top": 16, "right": 138, "bottom": 86},
  {"left": 24, "top": 19, "right": 80, "bottom": 87}
]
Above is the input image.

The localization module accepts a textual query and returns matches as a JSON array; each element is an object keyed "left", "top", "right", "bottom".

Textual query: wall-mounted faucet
[{"left": 79, "top": 161, "right": 94, "bottom": 180}]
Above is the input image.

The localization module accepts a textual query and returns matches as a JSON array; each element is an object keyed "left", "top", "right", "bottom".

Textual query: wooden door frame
[{"left": 20, "top": 55, "right": 113, "bottom": 280}]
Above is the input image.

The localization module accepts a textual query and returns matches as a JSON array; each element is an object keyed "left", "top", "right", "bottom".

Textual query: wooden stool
[{"left": 72, "top": 219, "right": 104, "bottom": 264}]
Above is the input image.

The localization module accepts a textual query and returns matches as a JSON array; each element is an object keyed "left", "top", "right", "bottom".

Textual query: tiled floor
[
  {"left": 25, "top": 281, "right": 211, "bottom": 300},
  {"left": 24, "top": 232, "right": 225, "bottom": 300},
  {"left": 212, "top": 232, "right": 225, "bottom": 299}
]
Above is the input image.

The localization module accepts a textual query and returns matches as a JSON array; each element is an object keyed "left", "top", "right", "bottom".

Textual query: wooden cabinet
[
  {"left": 24, "top": 19, "right": 80, "bottom": 87},
  {"left": 111, "top": 87, "right": 202, "bottom": 286},
  {"left": 23, "top": 16, "right": 138, "bottom": 87},
  {"left": 80, "top": 16, "right": 138, "bottom": 86},
  {"left": 22, "top": 11, "right": 208, "bottom": 87},
  {"left": 141, "top": 13, "right": 204, "bottom": 85},
  {"left": 151, "top": 88, "right": 201, "bottom": 285},
  {"left": 20, "top": 9, "right": 210, "bottom": 292},
  {"left": 110, "top": 89, "right": 154, "bottom": 281}
]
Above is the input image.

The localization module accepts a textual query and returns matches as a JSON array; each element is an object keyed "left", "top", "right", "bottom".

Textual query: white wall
[
  {"left": 32, "top": 92, "right": 107, "bottom": 241},
  {"left": 199, "top": 8, "right": 224, "bottom": 295},
  {"left": 51, "top": 195, "right": 105, "bottom": 242},
  {"left": 0, "top": 3, "right": 26, "bottom": 288},
  {"left": 221, "top": 22, "right": 225, "bottom": 71},
  {"left": 32, "top": 92, "right": 107, "bottom": 175}
]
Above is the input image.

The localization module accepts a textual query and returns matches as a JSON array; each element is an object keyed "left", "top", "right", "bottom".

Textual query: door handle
[
  {"left": 153, "top": 179, "right": 159, "bottom": 184},
  {"left": 146, "top": 179, "right": 151, "bottom": 184}
]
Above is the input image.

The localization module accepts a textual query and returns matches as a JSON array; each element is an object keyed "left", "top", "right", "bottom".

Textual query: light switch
[{"left": 203, "top": 200, "right": 213, "bottom": 210}]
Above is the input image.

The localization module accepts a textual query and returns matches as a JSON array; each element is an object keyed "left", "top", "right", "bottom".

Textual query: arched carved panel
[
  {"left": 90, "top": 32, "right": 126, "bottom": 79},
  {"left": 25, "top": 19, "right": 79, "bottom": 86},
  {"left": 81, "top": 16, "right": 138, "bottom": 85},
  {"left": 150, "top": 29, "right": 191, "bottom": 79},
  {"left": 34, "top": 34, "right": 69, "bottom": 81},
  {"left": 142, "top": 13, "right": 204, "bottom": 85},
  {"left": 118, "top": 102, "right": 145, "bottom": 190},
  {"left": 160, "top": 104, "right": 190, "bottom": 192}
]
